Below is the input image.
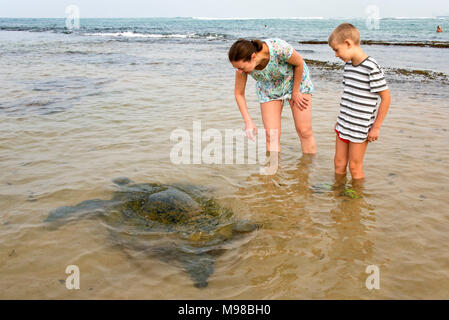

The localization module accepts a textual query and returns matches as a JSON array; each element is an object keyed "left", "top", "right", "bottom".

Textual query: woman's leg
[
  {"left": 348, "top": 141, "right": 369, "bottom": 180},
  {"left": 290, "top": 94, "right": 316, "bottom": 154},
  {"left": 260, "top": 100, "right": 283, "bottom": 152}
]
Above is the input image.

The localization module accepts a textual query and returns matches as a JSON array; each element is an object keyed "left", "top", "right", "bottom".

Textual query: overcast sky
[{"left": 1, "top": 0, "right": 449, "bottom": 18}]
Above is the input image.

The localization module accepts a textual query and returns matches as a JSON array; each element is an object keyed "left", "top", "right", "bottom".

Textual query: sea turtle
[{"left": 44, "top": 177, "right": 261, "bottom": 288}]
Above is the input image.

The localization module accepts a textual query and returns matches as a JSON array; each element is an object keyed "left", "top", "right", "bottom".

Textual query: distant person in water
[
  {"left": 328, "top": 23, "right": 391, "bottom": 181},
  {"left": 228, "top": 38, "right": 316, "bottom": 155},
  {"left": 436, "top": 25, "right": 443, "bottom": 33}
]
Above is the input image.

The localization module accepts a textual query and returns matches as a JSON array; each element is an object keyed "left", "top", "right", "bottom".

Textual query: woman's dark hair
[{"left": 228, "top": 39, "right": 263, "bottom": 62}]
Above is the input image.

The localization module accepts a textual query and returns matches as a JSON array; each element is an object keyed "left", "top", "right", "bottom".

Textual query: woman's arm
[
  {"left": 287, "top": 50, "right": 304, "bottom": 97},
  {"left": 234, "top": 71, "right": 258, "bottom": 140},
  {"left": 234, "top": 71, "right": 250, "bottom": 121},
  {"left": 287, "top": 50, "right": 310, "bottom": 110}
]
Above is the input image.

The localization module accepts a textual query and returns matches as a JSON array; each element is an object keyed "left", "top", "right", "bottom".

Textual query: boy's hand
[{"left": 367, "top": 126, "right": 380, "bottom": 142}]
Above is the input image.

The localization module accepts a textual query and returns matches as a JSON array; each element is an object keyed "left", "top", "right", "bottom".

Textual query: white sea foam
[
  {"left": 391, "top": 17, "right": 436, "bottom": 19},
  {"left": 84, "top": 31, "right": 227, "bottom": 40},
  {"left": 85, "top": 32, "right": 193, "bottom": 38},
  {"left": 192, "top": 16, "right": 324, "bottom": 20}
]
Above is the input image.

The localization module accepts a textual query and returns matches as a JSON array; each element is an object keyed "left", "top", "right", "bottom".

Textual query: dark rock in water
[
  {"left": 112, "top": 177, "right": 132, "bottom": 186},
  {"left": 310, "top": 182, "right": 333, "bottom": 193},
  {"left": 44, "top": 179, "right": 261, "bottom": 288}
]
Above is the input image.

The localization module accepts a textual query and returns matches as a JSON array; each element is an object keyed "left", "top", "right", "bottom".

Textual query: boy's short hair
[{"left": 328, "top": 23, "right": 361, "bottom": 45}]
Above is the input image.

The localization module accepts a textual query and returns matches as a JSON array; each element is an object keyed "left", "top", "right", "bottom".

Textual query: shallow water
[{"left": 0, "top": 27, "right": 449, "bottom": 299}]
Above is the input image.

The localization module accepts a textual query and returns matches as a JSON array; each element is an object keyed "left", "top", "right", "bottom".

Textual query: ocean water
[
  {"left": 0, "top": 18, "right": 448, "bottom": 299},
  {"left": 2, "top": 17, "right": 449, "bottom": 74}
]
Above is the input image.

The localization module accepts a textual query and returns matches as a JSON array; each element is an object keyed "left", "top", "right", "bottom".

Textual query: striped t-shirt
[{"left": 336, "top": 56, "right": 388, "bottom": 143}]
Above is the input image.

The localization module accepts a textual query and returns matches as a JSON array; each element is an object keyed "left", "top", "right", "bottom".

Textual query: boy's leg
[
  {"left": 348, "top": 141, "right": 369, "bottom": 180},
  {"left": 335, "top": 135, "right": 349, "bottom": 176},
  {"left": 290, "top": 94, "right": 316, "bottom": 154},
  {"left": 260, "top": 100, "right": 283, "bottom": 152}
]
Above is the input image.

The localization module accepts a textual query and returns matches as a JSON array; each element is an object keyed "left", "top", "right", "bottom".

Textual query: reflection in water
[
  {"left": 238, "top": 153, "right": 318, "bottom": 218},
  {"left": 0, "top": 77, "right": 115, "bottom": 116},
  {"left": 235, "top": 154, "right": 377, "bottom": 297},
  {"left": 322, "top": 180, "right": 377, "bottom": 297}
]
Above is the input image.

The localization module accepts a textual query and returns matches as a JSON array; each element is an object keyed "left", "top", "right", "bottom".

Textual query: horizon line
[{"left": 0, "top": 16, "right": 447, "bottom": 19}]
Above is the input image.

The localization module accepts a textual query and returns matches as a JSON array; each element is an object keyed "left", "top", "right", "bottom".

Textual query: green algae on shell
[{"left": 340, "top": 188, "right": 360, "bottom": 199}]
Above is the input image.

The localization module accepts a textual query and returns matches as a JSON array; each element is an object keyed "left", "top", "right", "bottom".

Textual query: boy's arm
[{"left": 367, "top": 89, "right": 391, "bottom": 142}]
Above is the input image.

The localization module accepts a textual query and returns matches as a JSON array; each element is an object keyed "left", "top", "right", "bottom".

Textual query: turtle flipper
[
  {"left": 183, "top": 253, "right": 216, "bottom": 288},
  {"left": 44, "top": 199, "right": 109, "bottom": 227}
]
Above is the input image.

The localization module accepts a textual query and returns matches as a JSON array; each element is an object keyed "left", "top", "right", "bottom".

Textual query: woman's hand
[
  {"left": 245, "top": 119, "right": 258, "bottom": 141},
  {"left": 289, "top": 92, "right": 310, "bottom": 111}
]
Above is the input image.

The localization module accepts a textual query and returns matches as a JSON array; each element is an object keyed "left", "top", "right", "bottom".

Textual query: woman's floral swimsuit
[{"left": 250, "top": 38, "right": 314, "bottom": 105}]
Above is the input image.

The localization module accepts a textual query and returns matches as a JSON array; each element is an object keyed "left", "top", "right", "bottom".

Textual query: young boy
[{"left": 328, "top": 23, "right": 391, "bottom": 180}]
